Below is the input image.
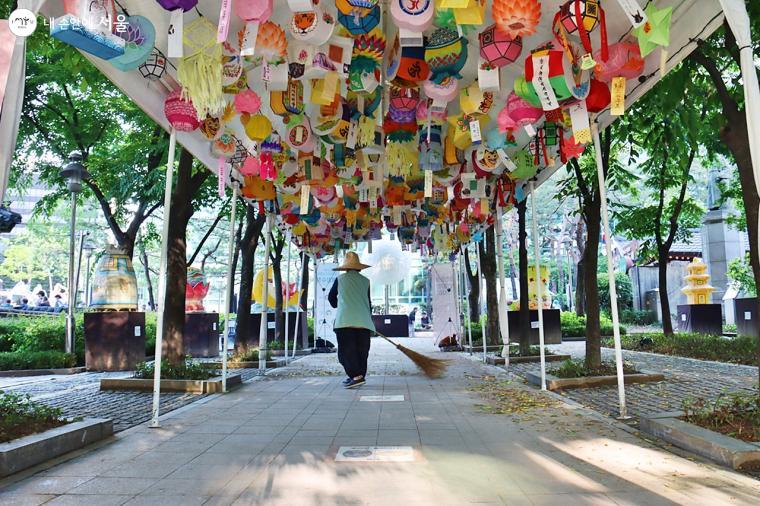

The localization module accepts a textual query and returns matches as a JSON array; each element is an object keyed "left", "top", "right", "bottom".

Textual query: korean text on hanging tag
[
  {"left": 346, "top": 121, "right": 359, "bottom": 150},
  {"left": 569, "top": 101, "right": 592, "bottom": 144},
  {"left": 615, "top": 0, "right": 648, "bottom": 28},
  {"left": 300, "top": 184, "right": 310, "bottom": 214},
  {"left": 369, "top": 187, "right": 377, "bottom": 209},
  {"left": 261, "top": 62, "right": 271, "bottom": 82},
  {"left": 168, "top": 9, "right": 184, "bottom": 58},
  {"left": 531, "top": 53, "right": 560, "bottom": 111},
  {"left": 392, "top": 206, "right": 402, "bottom": 225},
  {"left": 424, "top": 170, "right": 433, "bottom": 198},
  {"left": 610, "top": 77, "right": 626, "bottom": 116},
  {"left": 469, "top": 119, "right": 482, "bottom": 144},
  {"left": 216, "top": 0, "right": 232, "bottom": 43},
  {"left": 498, "top": 149, "right": 517, "bottom": 172},
  {"left": 240, "top": 21, "right": 259, "bottom": 57},
  {"left": 217, "top": 158, "right": 226, "bottom": 198}
]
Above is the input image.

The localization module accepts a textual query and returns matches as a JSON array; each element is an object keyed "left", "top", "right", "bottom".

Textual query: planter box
[
  {"left": 486, "top": 354, "right": 572, "bottom": 365},
  {"left": 184, "top": 312, "right": 220, "bottom": 358},
  {"left": 84, "top": 312, "right": 146, "bottom": 371},
  {"left": 734, "top": 298, "right": 758, "bottom": 338},
  {"left": 0, "top": 418, "right": 113, "bottom": 478},
  {"left": 100, "top": 373, "right": 241, "bottom": 394},
  {"left": 0, "top": 367, "right": 86, "bottom": 377},
  {"left": 270, "top": 349, "right": 311, "bottom": 357},
  {"left": 641, "top": 412, "right": 760, "bottom": 470},
  {"left": 525, "top": 370, "right": 665, "bottom": 391},
  {"left": 507, "top": 309, "right": 562, "bottom": 345},
  {"left": 462, "top": 344, "right": 502, "bottom": 353},
  {"left": 206, "top": 358, "right": 287, "bottom": 369},
  {"left": 677, "top": 304, "right": 722, "bottom": 335}
]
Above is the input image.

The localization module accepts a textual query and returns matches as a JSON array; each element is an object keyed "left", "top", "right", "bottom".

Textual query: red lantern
[
  {"left": 164, "top": 90, "right": 199, "bottom": 132},
  {"left": 479, "top": 24, "right": 522, "bottom": 68}
]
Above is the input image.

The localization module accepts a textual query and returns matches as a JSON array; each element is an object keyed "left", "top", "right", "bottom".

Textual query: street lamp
[
  {"left": 82, "top": 238, "right": 96, "bottom": 307},
  {"left": 60, "top": 152, "right": 89, "bottom": 355}
]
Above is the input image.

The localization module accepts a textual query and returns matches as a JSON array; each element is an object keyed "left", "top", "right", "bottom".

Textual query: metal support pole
[
  {"left": 462, "top": 252, "right": 472, "bottom": 355},
  {"left": 495, "top": 207, "right": 510, "bottom": 363},
  {"left": 475, "top": 241, "right": 486, "bottom": 363},
  {"left": 150, "top": 128, "right": 177, "bottom": 428},
  {"left": 284, "top": 233, "right": 292, "bottom": 363},
  {"left": 530, "top": 181, "right": 547, "bottom": 391},
  {"left": 66, "top": 193, "right": 77, "bottom": 355},
  {"left": 292, "top": 252, "right": 305, "bottom": 359},
  {"left": 221, "top": 184, "right": 239, "bottom": 392},
  {"left": 592, "top": 122, "right": 628, "bottom": 419},
  {"left": 85, "top": 255, "right": 92, "bottom": 307},
  {"left": 258, "top": 212, "right": 273, "bottom": 370}
]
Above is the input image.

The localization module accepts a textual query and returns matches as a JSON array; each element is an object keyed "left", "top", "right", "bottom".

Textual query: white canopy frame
[{"left": 529, "top": 181, "right": 547, "bottom": 391}]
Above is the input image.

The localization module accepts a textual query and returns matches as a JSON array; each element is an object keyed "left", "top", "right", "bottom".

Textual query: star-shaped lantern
[{"left": 633, "top": 5, "right": 672, "bottom": 57}]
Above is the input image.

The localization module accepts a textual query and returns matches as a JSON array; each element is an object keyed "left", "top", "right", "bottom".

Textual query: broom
[{"left": 376, "top": 332, "right": 450, "bottom": 379}]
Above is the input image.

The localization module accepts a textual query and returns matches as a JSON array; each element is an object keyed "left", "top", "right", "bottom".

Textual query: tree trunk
[
  {"left": 658, "top": 247, "right": 673, "bottom": 335},
  {"left": 162, "top": 148, "right": 208, "bottom": 365},
  {"left": 271, "top": 236, "right": 285, "bottom": 343},
  {"left": 517, "top": 199, "right": 531, "bottom": 355},
  {"left": 235, "top": 206, "right": 265, "bottom": 351},
  {"left": 227, "top": 207, "right": 244, "bottom": 314},
  {"left": 507, "top": 246, "right": 518, "bottom": 299},
  {"left": 480, "top": 226, "right": 499, "bottom": 345},
  {"left": 139, "top": 242, "right": 155, "bottom": 310},
  {"left": 464, "top": 248, "right": 480, "bottom": 323},
  {"left": 583, "top": 197, "right": 602, "bottom": 369},
  {"left": 575, "top": 220, "right": 586, "bottom": 316},
  {"left": 299, "top": 252, "right": 311, "bottom": 349}
]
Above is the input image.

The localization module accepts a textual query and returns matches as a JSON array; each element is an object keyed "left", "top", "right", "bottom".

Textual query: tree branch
[
  {"left": 187, "top": 198, "right": 231, "bottom": 266},
  {"left": 690, "top": 48, "right": 740, "bottom": 119},
  {"left": 84, "top": 178, "right": 126, "bottom": 244}
]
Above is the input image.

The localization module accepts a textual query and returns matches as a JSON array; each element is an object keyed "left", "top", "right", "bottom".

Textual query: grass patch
[
  {"left": 468, "top": 375, "right": 557, "bottom": 414},
  {"left": 606, "top": 333, "right": 757, "bottom": 365},
  {"left": 230, "top": 347, "right": 272, "bottom": 363},
  {"left": 682, "top": 394, "right": 760, "bottom": 443},
  {"left": 0, "top": 351, "right": 76, "bottom": 371},
  {"left": 502, "top": 345, "right": 554, "bottom": 357},
  {"left": 134, "top": 358, "right": 218, "bottom": 381},
  {"left": 560, "top": 311, "right": 627, "bottom": 338},
  {"left": 0, "top": 391, "right": 67, "bottom": 443},
  {"left": 549, "top": 358, "right": 638, "bottom": 379}
]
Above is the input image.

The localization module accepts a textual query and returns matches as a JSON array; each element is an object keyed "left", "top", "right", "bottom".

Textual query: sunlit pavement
[{"left": 2, "top": 337, "right": 759, "bottom": 505}]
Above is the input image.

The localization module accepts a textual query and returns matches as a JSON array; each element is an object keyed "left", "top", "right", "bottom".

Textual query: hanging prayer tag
[
  {"left": 216, "top": 0, "right": 232, "bottom": 43},
  {"left": 217, "top": 158, "right": 226, "bottom": 198},
  {"left": 480, "top": 198, "right": 489, "bottom": 215},
  {"left": 610, "top": 77, "right": 627, "bottom": 116},
  {"left": 478, "top": 63, "right": 500, "bottom": 92},
  {"left": 531, "top": 54, "right": 560, "bottom": 111},
  {"left": 300, "top": 184, "right": 310, "bottom": 214},
  {"left": 615, "top": 0, "right": 648, "bottom": 28},
  {"left": 424, "top": 170, "right": 433, "bottom": 198},
  {"left": 524, "top": 124, "right": 537, "bottom": 137},
  {"left": 498, "top": 149, "right": 517, "bottom": 172},
  {"left": 369, "top": 187, "right": 377, "bottom": 209},
  {"left": 469, "top": 119, "right": 482, "bottom": 144},
  {"left": 659, "top": 48, "right": 669, "bottom": 78},
  {"left": 261, "top": 62, "right": 271, "bottom": 82},
  {"left": 569, "top": 101, "right": 592, "bottom": 144},
  {"left": 168, "top": 10, "right": 184, "bottom": 58},
  {"left": 346, "top": 121, "right": 359, "bottom": 150},
  {"left": 240, "top": 21, "right": 259, "bottom": 57},
  {"left": 392, "top": 206, "right": 402, "bottom": 225},
  {"left": 399, "top": 28, "right": 424, "bottom": 47},
  {"left": 580, "top": 53, "right": 596, "bottom": 71}
]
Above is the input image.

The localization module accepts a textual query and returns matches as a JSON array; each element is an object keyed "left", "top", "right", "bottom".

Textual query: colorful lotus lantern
[
  {"left": 235, "top": 0, "right": 273, "bottom": 56},
  {"left": 185, "top": 267, "right": 210, "bottom": 312},
  {"left": 492, "top": 0, "right": 542, "bottom": 39},
  {"left": 111, "top": 16, "right": 156, "bottom": 71},
  {"left": 479, "top": 24, "right": 522, "bottom": 68}
]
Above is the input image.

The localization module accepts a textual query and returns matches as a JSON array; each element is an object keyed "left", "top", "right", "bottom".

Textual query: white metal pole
[
  {"left": 475, "top": 241, "right": 487, "bottom": 363},
  {"left": 592, "top": 122, "right": 628, "bottom": 419},
  {"left": 150, "top": 128, "right": 177, "bottom": 428},
  {"left": 284, "top": 233, "right": 292, "bottom": 363},
  {"left": 495, "top": 207, "right": 511, "bottom": 363},
  {"left": 66, "top": 193, "right": 77, "bottom": 355},
  {"left": 462, "top": 254, "right": 473, "bottom": 355},
  {"left": 530, "top": 181, "right": 547, "bottom": 391},
  {"left": 258, "top": 212, "right": 273, "bottom": 370},
  {"left": 292, "top": 252, "right": 305, "bottom": 358},
  {"left": 221, "top": 184, "right": 238, "bottom": 392}
]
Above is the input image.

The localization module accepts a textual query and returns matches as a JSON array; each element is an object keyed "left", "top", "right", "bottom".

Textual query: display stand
[
  {"left": 677, "top": 304, "right": 723, "bottom": 335},
  {"left": 506, "top": 309, "right": 562, "bottom": 345},
  {"left": 184, "top": 313, "right": 220, "bottom": 357},
  {"left": 372, "top": 314, "right": 410, "bottom": 337},
  {"left": 734, "top": 298, "right": 759, "bottom": 337},
  {"left": 84, "top": 312, "right": 146, "bottom": 371}
]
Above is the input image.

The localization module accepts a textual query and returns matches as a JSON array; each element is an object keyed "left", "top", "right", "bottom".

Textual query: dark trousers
[{"left": 336, "top": 328, "right": 371, "bottom": 379}]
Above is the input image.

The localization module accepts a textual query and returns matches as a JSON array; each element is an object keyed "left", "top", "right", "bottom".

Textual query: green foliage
[
  {"left": 549, "top": 358, "right": 637, "bottom": 378},
  {"left": 597, "top": 272, "right": 633, "bottom": 314},
  {"left": 620, "top": 309, "right": 658, "bottom": 326},
  {"left": 727, "top": 255, "right": 757, "bottom": 296},
  {"left": 267, "top": 340, "right": 296, "bottom": 351},
  {"left": 560, "top": 311, "right": 626, "bottom": 338},
  {"left": 683, "top": 393, "right": 760, "bottom": 442},
  {"left": 0, "top": 351, "right": 76, "bottom": 371},
  {"left": 0, "top": 391, "right": 66, "bottom": 443},
  {"left": 230, "top": 347, "right": 272, "bottom": 362},
  {"left": 134, "top": 358, "right": 217, "bottom": 380},
  {"left": 610, "top": 333, "right": 757, "bottom": 366}
]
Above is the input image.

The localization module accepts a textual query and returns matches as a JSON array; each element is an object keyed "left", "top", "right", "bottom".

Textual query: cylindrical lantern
[{"left": 164, "top": 90, "right": 200, "bottom": 132}]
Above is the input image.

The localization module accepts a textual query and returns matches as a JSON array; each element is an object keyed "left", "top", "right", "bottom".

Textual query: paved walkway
[
  {"left": 504, "top": 342, "right": 758, "bottom": 420},
  {"left": 2, "top": 338, "right": 760, "bottom": 505}
]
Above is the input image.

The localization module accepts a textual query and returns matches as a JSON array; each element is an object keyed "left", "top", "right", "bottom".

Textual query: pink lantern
[
  {"left": 497, "top": 105, "right": 518, "bottom": 132},
  {"left": 594, "top": 42, "right": 644, "bottom": 82},
  {"left": 234, "top": 89, "right": 262, "bottom": 115},
  {"left": 479, "top": 24, "right": 522, "bottom": 68},
  {"left": 506, "top": 91, "right": 543, "bottom": 127},
  {"left": 185, "top": 267, "right": 209, "bottom": 312},
  {"left": 240, "top": 156, "right": 260, "bottom": 177},
  {"left": 164, "top": 90, "right": 200, "bottom": 132}
]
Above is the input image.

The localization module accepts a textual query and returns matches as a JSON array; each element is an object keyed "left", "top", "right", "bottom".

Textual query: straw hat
[{"left": 333, "top": 251, "right": 371, "bottom": 271}]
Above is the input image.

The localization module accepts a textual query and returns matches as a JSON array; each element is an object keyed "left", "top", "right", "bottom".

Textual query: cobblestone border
[
  {"left": 100, "top": 373, "right": 242, "bottom": 393},
  {"left": 525, "top": 370, "right": 665, "bottom": 391},
  {"left": 486, "top": 354, "right": 572, "bottom": 365},
  {"left": 0, "top": 367, "right": 86, "bottom": 377}
]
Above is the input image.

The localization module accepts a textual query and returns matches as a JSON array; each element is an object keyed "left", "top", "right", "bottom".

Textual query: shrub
[
  {"left": 0, "top": 316, "right": 84, "bottom": 364},
  {"left": 560, "top": 311, "right": 627, "bottom": 338},
  {"left": 134, "top": 357, "right": 217, "bottom": 380},
  {"left": 610, "top": 332, "right": 757, "bottom": 365},
  {"left": 0, "top": 391, "right": 66, "bottom": 443},
  {"left": 230, "top": 347, "right": 272, "bottom": 362},
  {"left": 682, "top": 393, "right": 760, "bottom": 442},
  {"left": 0, "top": 351, "right": 76, "bottom": 370},
  {"left": 549, "top": 358, "right": 637, "bottom": 378},
  {"left": 620, "top": 309, "right": 658, "bottom": 326},
  {"left": 598, "top": 272, "right": 633, "bottom": 313}
]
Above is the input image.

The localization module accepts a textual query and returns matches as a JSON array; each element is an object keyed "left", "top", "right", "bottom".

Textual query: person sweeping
[{"left": 328, "top": 252, "right": 375, "bottom": 389}]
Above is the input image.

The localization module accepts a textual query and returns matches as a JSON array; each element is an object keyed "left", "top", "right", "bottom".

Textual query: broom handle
[{"left": 375, "top": 331, "right": 401, "bottom": 349}]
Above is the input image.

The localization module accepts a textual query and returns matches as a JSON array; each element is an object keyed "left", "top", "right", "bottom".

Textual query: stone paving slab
[{"left": 2, "top": 338, "right": 760, "bottom": 505}]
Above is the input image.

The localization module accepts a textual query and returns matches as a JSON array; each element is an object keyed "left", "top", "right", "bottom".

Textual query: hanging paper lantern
[
  {"left": 234, "top": 89, "right": 262, "bottom": 115},
  {"left": 425, "top": 28, "right": 468, "bottom": 85},
  {"left": 553, "top": 0, "right": 608, "bottom": 64},
  {"left": 338, "top": 4, "right": 380, "bottom": 35},
  {"left": 111, "top": 16, "right": 155, "bottom": 72},
  {"left": 594, "top": 42, "right": 644, "bottom": 82},
  {"left": 585, "top": 78, "right": 611, "bottom": 113},
  {"left": 138, "top": 49, "right": 167, "bottom": 81},
  {"left": 397, "top": 46, "right": 430, "bottom": 83},
  {"left": 176, "top": 17, "right": 224, "bottom": 118},
  {"left": 492, "top": 0, "right": 542, "bottom": 39},
  {"left": 212, "top": 130, "right": 237, "bottom": 158},
  {"left": 245, "top": 114, "right": 273, "bottom": 141},
  {"left": 541, "top": 123, "right": 560, "bottom": 146},
  {"left": 497, "top": 105, "right": 518, "bottom": 132},
  {"left": 156, "top": 0, "right": 197, "bottom": 10},
  {"left": 164, "top": 90, "right": 200, "bottom": 132},
  {"left": 231, "top": 139, "right": 249, "bottom": 166},
  {"left": 256, "top": 21, "right": 288, "bottom": 62},
  {"left": 389, "top": 85, "right": 420, "bottom": 112},
  {"left": 506, "top": 91, "right": 543, "bottom": 127},
  {"left": 423, "top": 77, "right": 459, "bottom": 104},
  {"left": 201, "top": 114, "right": 224, "bottom": 140},
  {"left": 391, "top": 0, "right": 434, "bottom": 31},
  {"left": 51, "top": 0, "right": 125, "bottom": 60},
  {"left": 479, "top": 24, "right": 522, "bottom": 68}
]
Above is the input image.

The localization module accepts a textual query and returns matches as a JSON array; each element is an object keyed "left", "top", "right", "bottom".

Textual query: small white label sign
[
  {"left": 530, "top": 321, "right": 540, "bottom": 329},
  {"left": 134, "top": 326, "right": 141, "bottom": 337},
  {"left": 745, "top": 311, "right": 752, "bottom": 321}
]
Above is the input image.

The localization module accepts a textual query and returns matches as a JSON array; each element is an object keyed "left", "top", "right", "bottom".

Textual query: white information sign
[{"left": 314, "top": 262, "right": 339, "bottom": 344}]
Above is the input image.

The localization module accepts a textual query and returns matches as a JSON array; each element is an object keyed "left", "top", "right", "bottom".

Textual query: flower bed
[
  {"left": 549, "top": 358, "right": 638, "bottom": 378},
  {"left": 606, "top": 333, "right": 757, "bottom": 365},
  {"left": 0, "top": 391, "right": 67, "bottom": 444},
  {"left": 682, "top": 394, "right": 760, "bottom": 443},
  {"left": 134, "top": 358, "right": 218, "bottom": 380}
]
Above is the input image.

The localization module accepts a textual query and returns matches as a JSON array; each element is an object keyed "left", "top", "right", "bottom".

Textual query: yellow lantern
[{"left": 244, "top": 113, "right": 272, "bottom": 141}]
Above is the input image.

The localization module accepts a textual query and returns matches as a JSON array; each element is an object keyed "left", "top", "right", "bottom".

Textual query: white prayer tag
[
  {"left": 431, "top": 98, "right": 447, "bottom": 114},
  {"left": 424, "top": 170, "right": 433, "bottom": 198},
  {"left": 392, "top": 207, "right": 402, "bottom": 225},
  {"left": 615, "top": 0, "right": 648, "bottom": 28},
  {"left": 524, "top": 124, "right": 537, "bottom": 137},
  {"left": 498, "top": 149, "right": 517, "bottom": 172},
  {"left": 569, "top": 101, "right": 592, "bottom": 144},
  {"left": 369, "top": 187, "right": 377, "bottom": 209},
  {"left": 469, "top": 119, "right": 482, "bottom": 144},
  {"left": 240, "top": 21, "right": 259, "bottom": 57},
  {"left": 261, "top": 62, "right": 271, "bottom": 82},
  {"left": 300, "top": 184, "right": 310, "bottom": 214},
  {"left": 346, "top": 121, "right": 359, "bottom": 150},
  {"left": 168, "top": 10, "right": 183, "bottom": 58},
  {"left": 531, "top": 54, "right": 560, "bottom": 111},
  {"left": 399, "top": 28, "right": 424, "bottom": 47},
  {"left": 478, "top": 63, "right": 500, "bottom": 92},
  {"left": 269, "top": 63, "right": 289, "bottom": 91}
]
